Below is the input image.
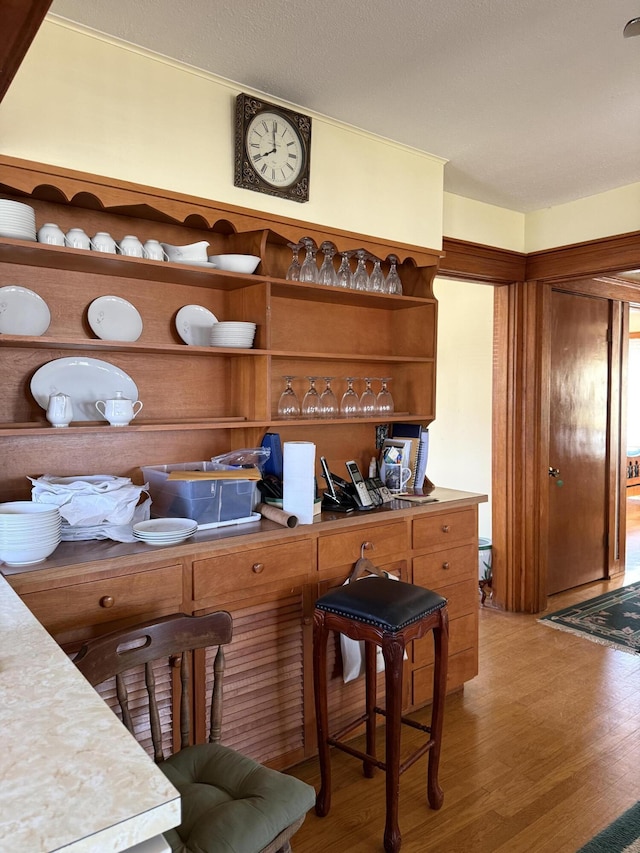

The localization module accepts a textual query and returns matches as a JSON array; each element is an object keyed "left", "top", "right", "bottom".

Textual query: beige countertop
[{"left": 0, "top": 575, "right": 180, "bottom": 852}]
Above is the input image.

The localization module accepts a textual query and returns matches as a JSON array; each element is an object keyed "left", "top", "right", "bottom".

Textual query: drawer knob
[
  {"left": 99, "top": 595, "right": 115, "bottom": 609},
  {"left": 252, "top": 563, "right": 265, "bottom": 574},
  {"left": 442, "top": 525, "right": 450, "bottom": 533},
  {"left": 442, "top": 562, "right": 450, "bottom": 570}
]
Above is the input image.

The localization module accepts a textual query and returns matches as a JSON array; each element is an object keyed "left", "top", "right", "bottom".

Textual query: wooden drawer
[
  {"left": 412, "top": 645, "right": 478, "bottom": 706},
  {"left": 412, "top": 508, "right": 477, "bottom": 551},
  {"left": 193, "top": 539, "right": 313, "bottom": 602},
  {"left": 20, "top": 563, "right": 183, "bottom": 637},
  {"left": 413, "top": 611, "right": 477, "bottom": 668},
  {"left": 318, "top": 521, "right": 406, "bottom": 575},
  {"left": 413, "top": 543, "right": 475, "bottom": 588}
]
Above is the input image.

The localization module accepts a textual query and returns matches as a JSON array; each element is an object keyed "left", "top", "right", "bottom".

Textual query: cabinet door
[{"left": 200, "top": 587, "right": 308, "bottom": 769}]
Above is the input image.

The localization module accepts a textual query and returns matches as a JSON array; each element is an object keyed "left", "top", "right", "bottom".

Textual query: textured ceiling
[{"left": 49, "top": 0, "right": 640, "bottom": 213}]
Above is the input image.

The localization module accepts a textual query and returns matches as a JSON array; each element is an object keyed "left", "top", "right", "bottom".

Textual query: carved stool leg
[
  {"left": 426, "top": 609, "right": 449, "bottom": 810},
  {"left": 382, "top": 636, "right": 405, "bottom": 853},
  {"left": 312, "top": 611, "right": 331, "bottom": 817},
  {"left": 364, "top": 640, "right": 377, "bottom": 778}
]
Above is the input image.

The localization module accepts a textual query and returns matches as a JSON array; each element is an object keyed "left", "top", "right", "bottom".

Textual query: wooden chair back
[{"left": 74, "top": 611, "right": 233, "bottom": 763}]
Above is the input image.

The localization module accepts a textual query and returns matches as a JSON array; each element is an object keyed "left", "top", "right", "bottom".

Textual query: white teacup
[
  {"left": 384, "top": 463, "right": 412, "bottom": 494},
  {"left": 37, "top": 223, "right": 65, "bottom": 245},
  {"left": 91, "top": 231, "right": 117, "bottom": 253},
  {"left": 117, "top": 235, "right": 144, "bottom": 257},
  {"left": 95, "top": 392, "right": 143, "bottom": 426},
  {"left": 65, "top": 227, "right": 90, "bottom": 250},
  {"left": 143, "top": 239, "right": 167, "bottom": 261}
]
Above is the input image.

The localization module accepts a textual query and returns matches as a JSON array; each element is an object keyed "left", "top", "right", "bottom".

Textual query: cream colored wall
[
  {"left": 525, "top": 182, "right": 640, "bottom": 253},
  {"left": 443, "top": 192, "right": 525, "bottom": 253},
  {"left": 429, "top": 278, "right": 493, "bottom": 539},
  {"left": 0, "top": 18, "right": 445, "bottom": 250}
]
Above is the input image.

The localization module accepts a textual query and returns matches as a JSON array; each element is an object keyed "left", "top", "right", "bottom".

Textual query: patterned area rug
[
  {"left": 577, "top": 802, "right": 640, "bottom": 852},
  {"left": 539, "top": 582, "right": 640, "bottom": 654}
]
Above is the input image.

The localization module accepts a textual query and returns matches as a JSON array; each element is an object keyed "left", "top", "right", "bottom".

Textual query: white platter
[
  {"left": 175, "top": 304, "right": 218, "bottom": 347},
  {"left": 88, "top": 295, "right": 143, "bottom": 342},
  {"left": 0, "top": 286, "right": 51, "bottom": 335},
  {"left": 30, "top": 356, "right": 138, "bottom": 421}
]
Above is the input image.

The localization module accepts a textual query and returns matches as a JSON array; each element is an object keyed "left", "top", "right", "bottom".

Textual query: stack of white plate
[
  {"left": 210, "top": 321, "right": 257, "bottom": 348},
  {"left": 0, "top": 200, "right": 37, "bottom": 241},
  {"left": 133, "top": 517, "right": 197, "bottom": 545},
  {"left": 0, "top": 502, "right": 61, "bottom": 566}
]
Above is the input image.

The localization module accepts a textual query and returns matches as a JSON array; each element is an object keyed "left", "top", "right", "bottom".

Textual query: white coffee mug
[
  {"left": 91, "top": 231, "right": 117, "bottom": 253},
  {"left": 384, "top": 463, "right": 412, "bottom": 494},
  {"left": 37, "top": 223, "right": 65, "bottom": 246},
  {"left": 117, "top": 235, "right": 144, "bottom": 257},
  {"left": 46, "top": 392, "right": 73, "bottom": 428},
  {"left": 65, "top": 227, "right": 90, "bottom": 250},
  {"left": 95, "top": 392, "right": 143, "bottom": 426},
  {"left": 143, "top": 239, "right": 167, "bottom": 261}
]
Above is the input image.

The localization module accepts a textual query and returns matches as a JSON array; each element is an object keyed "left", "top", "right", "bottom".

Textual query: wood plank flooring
[{"left": 287, "top": 502, "right": 640, "bottom": 852}]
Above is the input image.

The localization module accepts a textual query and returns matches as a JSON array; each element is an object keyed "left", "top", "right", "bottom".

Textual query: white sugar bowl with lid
[{"left": 95, "top": 391, "right": 143, "bottom": 426}]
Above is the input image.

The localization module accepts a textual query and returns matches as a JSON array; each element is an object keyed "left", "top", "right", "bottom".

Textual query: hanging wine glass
[
  {"left": 299, "top": 237, "right": 318, "bottom": 283},
  {"left": 302, "top": 376, "right": 322, "bottom": 418},
  {"left": 285, "top": 243, "right": 302, "bottom": 281},
  {"left": 351, "top": 249, "right": 369, "bottom": 291},
  {"left": 385, "top": 255, "right": 403, "bottom": 295},
  {"left": 369, "top": 257, "right": 385, "bottom": 292},
  {"left": 359, "top": 377, "right": 377, "bottom": 418},
  {"left": 317, "top": 242, "right": 338, "bottom": 286},
  {"left": 319, "top": 376, "right": 339, "bottom": 418},
  {"left": 335, "top": 251, "right": 352, "bottom": 288},
  {"left": 376, "top": 377, "right": 394, "bottom": 415},
  {"left": 340, "top": 377, "right": 361, "bottom": 417},
  {"left": 277, "top": 375, "right": 301, "bottom": 418}
]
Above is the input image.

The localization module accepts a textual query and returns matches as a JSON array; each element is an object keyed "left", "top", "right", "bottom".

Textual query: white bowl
[
  {"left": 208, "top": 254, "right": 260, "bottom": 274},
  {"left": 0, "top": 502, "right": 60, "bottom": 518},
  {"left": 161, "top": 241, "right": 210, "bottom": 262},
  {"left": 0, "top": 537, "right": 60, "bottom": 566}
]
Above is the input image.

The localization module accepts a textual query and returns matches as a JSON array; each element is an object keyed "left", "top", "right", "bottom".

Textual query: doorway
[{"left": 625, "top": 307, "right": 640, "bottom": 577}]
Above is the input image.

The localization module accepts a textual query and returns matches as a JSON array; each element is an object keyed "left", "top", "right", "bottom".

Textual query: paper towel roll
[{"left": 282, "top": 441, "right": 316, "bottom": 525}]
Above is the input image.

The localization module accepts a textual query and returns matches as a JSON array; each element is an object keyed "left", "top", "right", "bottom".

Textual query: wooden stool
[{"left": 312, "top": 568, "right": 449, "bottom": 853}]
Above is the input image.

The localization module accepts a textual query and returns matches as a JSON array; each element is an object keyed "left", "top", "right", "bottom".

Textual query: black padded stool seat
[{"left": 313, "top": 574, "right": 449, "bottom": 853}]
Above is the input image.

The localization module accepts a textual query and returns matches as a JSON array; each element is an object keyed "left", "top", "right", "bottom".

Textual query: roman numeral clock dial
[{"left": 234, "top": 94, "right": 311, "bottom": 202}]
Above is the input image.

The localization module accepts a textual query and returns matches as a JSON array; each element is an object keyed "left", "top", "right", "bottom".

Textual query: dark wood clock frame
[{"left": 233, "top": 93, "right": 311, "bottom": 203}]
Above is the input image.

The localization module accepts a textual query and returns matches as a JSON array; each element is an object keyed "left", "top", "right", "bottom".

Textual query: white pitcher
[
  {"left": 46, "top": 392, "right": 73, "bottom": 428},
  {"left": 95, "top": 391, "right": 143, "bottom": 426}
]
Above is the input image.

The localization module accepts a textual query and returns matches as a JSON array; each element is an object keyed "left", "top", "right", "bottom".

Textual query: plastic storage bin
[{"left": 141, "top": 461, "right": 257, "bottom": 525}]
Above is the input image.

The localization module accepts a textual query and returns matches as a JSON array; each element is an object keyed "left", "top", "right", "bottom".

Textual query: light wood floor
[{"left": 288, "top": 502, "right": 640, "bottom": 852}]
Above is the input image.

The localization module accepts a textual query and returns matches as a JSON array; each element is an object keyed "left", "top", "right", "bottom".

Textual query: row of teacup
[{"left": 37, "top": 223, "right": 168, "bottom": 260}]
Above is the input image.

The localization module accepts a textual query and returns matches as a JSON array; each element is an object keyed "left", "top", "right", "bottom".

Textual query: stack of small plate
[
  {"left": 210, "top": 321, "right": 257, "bottom": 348},
  {"left": 0, "top": 200, "right": 37, "bottom": 241},
  {"left": 0, "top": 502, "right": 61, "bottom": 566},
  {"left": 133, "top": 517, "right": 197, "bottom": 545}
]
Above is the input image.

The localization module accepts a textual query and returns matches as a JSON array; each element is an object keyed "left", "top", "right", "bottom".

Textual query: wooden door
[{"left": 547, "top": 290, "right": 610, "bottom": 593}]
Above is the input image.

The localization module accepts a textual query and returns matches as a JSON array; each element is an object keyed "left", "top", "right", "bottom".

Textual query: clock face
[{"left": 245, "top": 111, "right": 304, "bottom": 188}]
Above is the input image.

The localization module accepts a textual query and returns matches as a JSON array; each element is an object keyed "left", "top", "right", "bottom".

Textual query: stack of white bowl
[
  {"left": 0, "top": 502, "right": 61, "bottom": 567},
  {"left": 0, "top": 200, "right": 37, "bottom": 241},
  {"left": 210, "top": 321, "right": 257, "bottom": 348},
  {"left": 133, "top": 517, "right": 197, "bottom": 545}
]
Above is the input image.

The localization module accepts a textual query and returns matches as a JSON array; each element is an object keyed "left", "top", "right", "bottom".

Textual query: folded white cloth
[
  {"left": 29, "top": 474, "right": 149, "bottom": 532},
  {"left": 340, "top": 573, "right": 407, "bottom": 684}
]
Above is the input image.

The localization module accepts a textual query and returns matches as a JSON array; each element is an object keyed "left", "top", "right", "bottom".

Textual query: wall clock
[{"left": 234, "top": 93, "right": 311, "bottom": 203}]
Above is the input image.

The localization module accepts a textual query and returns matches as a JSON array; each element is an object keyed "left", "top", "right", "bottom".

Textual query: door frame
[{"left": 440, "top": 232, "right": 640, "bottom": 613}]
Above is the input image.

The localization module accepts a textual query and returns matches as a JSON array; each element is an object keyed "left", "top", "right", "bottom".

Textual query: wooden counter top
[{"left": 0, "top": 576, "right": 180, "bottom": 852}]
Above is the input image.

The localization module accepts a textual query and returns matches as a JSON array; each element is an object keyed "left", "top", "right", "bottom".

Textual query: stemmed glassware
[
  {"left": 319, "top": 377, "right": 339, "bottom": 418},
  {"left": 375, "top": 377, "right": 394, "bottom": 415},
  {"left": 340, "top": 377, "right": 361, "bottom": 417},
  {"left": 359, "top": 377, "right": 377, "bottom": 417},
  {"left": 351, "top": 250, "right": 369, "bottom": 291},
  {"left": 302, "top": 376, "right": 322, "bottom": 417},
  {"left": 317, "top": 242, "right": 338, "bottom": 287},
  {"left": 299, "top": 237, "right": 318, "bottom": 283},
  {"left": 335, "top": 251, "right": 352, "bottom": 288},
  {"left": 385, "top": 255, "right": 402, "bottom": 295},
  {"left": 285, "top": 243, "right": 302, "bottom": 281},
  {"left": 277, "top": 375, "right": 301, "bottom": 418},
  {"left": 369, "top": 257, "right": 385, "bottom": 292}
]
